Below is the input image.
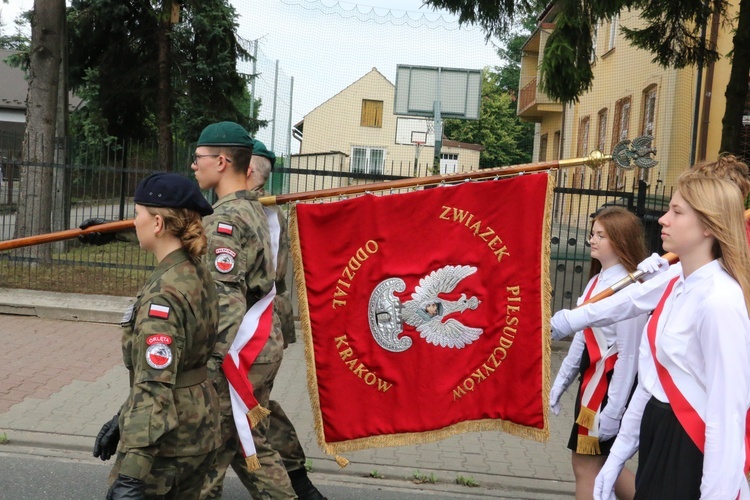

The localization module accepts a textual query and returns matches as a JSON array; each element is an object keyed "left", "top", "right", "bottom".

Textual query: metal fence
[{"left": 0, "top": 139, "right": 671, "bottom": 311}]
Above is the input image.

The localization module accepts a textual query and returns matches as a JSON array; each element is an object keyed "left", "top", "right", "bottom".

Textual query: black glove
[
  {"left": 106, "top": 474, "right": 145, "bottom": 500},
  {"left": 79, "top": 218, "right": 117, "bottom": 246},
  {"left": 93, "top": 413, "right": 120, "bottom": 461}
]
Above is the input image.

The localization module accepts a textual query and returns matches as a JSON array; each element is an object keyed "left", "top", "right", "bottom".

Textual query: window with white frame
[
  {"left": 590, "top": 21, "right": 600, "bottom": 63},
  {"left": 607, "top": 15, "right": 618, "bottom": 51},
  {"left": 351, "top": 146, "right": 385, "bottom": 174}
]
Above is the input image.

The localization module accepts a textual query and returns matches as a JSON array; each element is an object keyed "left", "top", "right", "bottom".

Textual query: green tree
[
  {"left": 68, "top": 0, "right": 258, "bottom": 169},
  {"left": 443, "top": 14, "right": 536, "bottom": 167},
  {"left": 426, "top": 0, "right": 750, "bottom": 156},
  {"left": 13, "top": 0, "right": 65, "bottom": 264},
  {"left": 444, "top": 69, "right": 532, "bottom": 168}
]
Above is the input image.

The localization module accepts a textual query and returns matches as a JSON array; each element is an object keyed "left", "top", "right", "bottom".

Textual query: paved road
[{"left": 0, "top": 283, "right": 650, "bottom": 498}]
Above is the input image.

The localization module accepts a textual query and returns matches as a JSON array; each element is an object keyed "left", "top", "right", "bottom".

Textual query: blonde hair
[
  {"left": 145, "top": 207, "right": 207, "bottom": 263},
  {"left": 588, "top": 207, "right": 648, "bottom": 278},
  {"left": 677, "top": 172, "right": 750, "bottom": 314}
]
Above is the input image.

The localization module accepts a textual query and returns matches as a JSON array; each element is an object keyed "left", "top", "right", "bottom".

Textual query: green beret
[
  {"left": 252, "top": 139, "right": 276, "bottom": 167},
  {"left": 134, "top": 173, "right": 213, "bottom": 217},
  {"left": 197, "top": 121, "right": 254, "bottom": 149}
]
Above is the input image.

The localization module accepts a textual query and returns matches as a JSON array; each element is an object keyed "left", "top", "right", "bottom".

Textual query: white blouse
[
  {"left": 609, "top": 260, "right": 750, "bottom": 498},
  {"left": 559, "top": 264, "right": 647, "bottom": 421}
]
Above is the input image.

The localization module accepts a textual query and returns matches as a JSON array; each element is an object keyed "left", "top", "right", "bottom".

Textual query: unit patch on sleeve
[
  {"left": 148, "top": 303, "right": 170, "bottom": 319},
  {"left": 217, "top": 222, "right": 233, "bottom": 235},
  {"left": 214, "top": 247, "right": 237, "bottom": 273},
  {"left": 146, "top": 342, "right": 173, "bottom": 369}
]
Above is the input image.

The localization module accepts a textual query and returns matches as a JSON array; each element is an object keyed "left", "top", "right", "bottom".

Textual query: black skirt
[
  {"left": 634, "top": 396, "right": 703, "bottom": 500},
  {"left": 566, "top": 347, "right": 617, "bottom": 455}
]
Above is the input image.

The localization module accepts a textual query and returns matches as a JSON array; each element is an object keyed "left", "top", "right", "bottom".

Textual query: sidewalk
[{"left": 0, "top": 287, "right": 595, "bottom": 498}]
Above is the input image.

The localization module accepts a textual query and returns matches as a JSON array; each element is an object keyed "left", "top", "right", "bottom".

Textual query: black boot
[{"left": 288, "top": 468, "right": 327, "bottom": 500}]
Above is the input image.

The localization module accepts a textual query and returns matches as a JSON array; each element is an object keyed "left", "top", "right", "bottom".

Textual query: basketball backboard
[
  {"left": 394, "top": 65, "right": 481, "bottom": 120},
  {"left": 395, "top": 117, "right": 435, "bottom": 146}
]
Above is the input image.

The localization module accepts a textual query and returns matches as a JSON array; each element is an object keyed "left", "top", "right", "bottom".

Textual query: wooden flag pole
[{"left": 0, "top": 136, "right": 657, "bottom": 252}]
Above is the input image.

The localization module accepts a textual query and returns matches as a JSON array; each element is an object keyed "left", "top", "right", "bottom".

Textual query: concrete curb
[{"left": 0, "top": 287, "right": 133, "bottom": 324}]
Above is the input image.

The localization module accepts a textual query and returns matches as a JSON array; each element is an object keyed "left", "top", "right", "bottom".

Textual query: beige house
[
  {"left": 518, "top": 3, "right": 743, "bottom": 193},
  {"left": 291, "top": 68, "right": 482, "bottom": 192}
]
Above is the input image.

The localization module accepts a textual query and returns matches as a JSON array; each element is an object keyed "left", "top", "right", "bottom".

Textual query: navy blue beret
[{"left": 134, "top": 173, "right": 213, "bottom": 217}]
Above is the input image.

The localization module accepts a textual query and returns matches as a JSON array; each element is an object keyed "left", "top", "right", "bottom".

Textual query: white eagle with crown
[{"left": 368, "top": 264, "right": 483, "bottom": 352}]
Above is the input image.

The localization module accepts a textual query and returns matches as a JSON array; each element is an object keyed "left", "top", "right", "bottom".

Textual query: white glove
[
  {"left": 637, "top": 252, "right": 669, "bottom": 277},
  {"left": 598, "top": 412, "right": 620, "bottom": 441},
  {"left": 549, "top": 385, "right": 565, "bottom": 416},
  {"left": 594, "top": 453, "right": 626, "bottom": 500},
  {"left": 551, "top": 309, "right": 574, "bottom": 341}
]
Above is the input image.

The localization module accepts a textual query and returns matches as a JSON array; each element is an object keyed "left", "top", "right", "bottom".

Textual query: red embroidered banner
[{"left": 291, "top": 173, "right": 553, "bottom": 453}]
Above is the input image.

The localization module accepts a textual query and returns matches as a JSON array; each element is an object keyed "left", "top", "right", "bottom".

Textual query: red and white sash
[
  {"left": 576, "top": 276, "right": 620, "bottom": 454},
  {"left": 648, "top": 277, "right": 750, "bottom": 474},
  {"left": 222, "top": 207, "right": 282, "bottom": 470}
]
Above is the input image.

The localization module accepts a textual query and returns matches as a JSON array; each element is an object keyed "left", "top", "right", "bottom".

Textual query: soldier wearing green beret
[
  {"left": 193, "top": 123, "right": 296, "bottom": 499},
  {"left": 96, "top": 173, "right": 221, "bottom": 499},
  {"left": 228, "top": 140, "right": 326, "bottom": 499}
]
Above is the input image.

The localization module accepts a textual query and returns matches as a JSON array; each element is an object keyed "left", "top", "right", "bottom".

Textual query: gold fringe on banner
[
  {"left": 334, "top": 455, "right": 349, "bottom": 468},
  {"left": 247, "top": 405, "right": 271, "bottom": 428},
  {"left": 288, "top": 173, "right": 556, "bottom": 456},
  {"left": 576, "top": 435, "right": 602, "bottom": 455},
  {"left": 541, "top": 172, "right": 555, "bottom": 439},
  {"left": 245, "top": 454, "right": 261, "bottom": 471},
  {"left": 576, "top": 406, "right": 597, "bottom": 430}
]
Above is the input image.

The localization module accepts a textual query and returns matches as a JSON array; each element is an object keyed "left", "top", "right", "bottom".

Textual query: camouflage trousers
[
  {"left": 203, "top": 360, "right": 297, "bottom": 499},
  {"left": 108, "top": 449, "right": 217, "bottom": 499},
  {"left": 266, "top": 399, "right": 307, "bottom": 473}
]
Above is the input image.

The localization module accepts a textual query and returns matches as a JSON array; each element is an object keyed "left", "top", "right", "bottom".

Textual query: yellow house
[
  {"left": 518, "top": 3, "right": 740, "bottom": 192},
  {"left": 291, "top": 68, "right": 482, "bottom": 192}
]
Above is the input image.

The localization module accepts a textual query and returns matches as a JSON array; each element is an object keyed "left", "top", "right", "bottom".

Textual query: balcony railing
[{"left": 519, "top": 77, "right": 537, "bottom": 112}]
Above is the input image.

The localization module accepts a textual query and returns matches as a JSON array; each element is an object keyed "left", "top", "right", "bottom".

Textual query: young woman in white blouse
[
  {"left": 595, "top": 173, "right": 750, "bottom": 499},
  {"left": 550, "top": 207, "right": 648, "bottom": 499}
]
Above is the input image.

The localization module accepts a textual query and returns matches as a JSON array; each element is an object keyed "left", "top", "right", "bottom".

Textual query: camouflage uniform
[
  {"left": 109, "top": 248, "right": 221, "bottom": 499},
  {"left": 201, "top": 190, "right": 294, "bottom": 499},
  {"left": 230, "top": 200, "right": 310, "bottom": 497}
]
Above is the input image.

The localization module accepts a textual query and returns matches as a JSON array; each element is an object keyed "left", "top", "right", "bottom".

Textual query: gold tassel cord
[
  {"left": 541, "top": 173, "right": 555, "bottom": 434},
  {"left": 334, "top": 455, "right": 349, "bottom": 468},
  {"left": 575, "top": 406, "right": 597, "bottom": 430},
  {"left": 245, "top": 454, "right": 261, "bottom": 471},
  {"left": 576, "top": 435, "right": 602, "bottom": 455},
  {"left": 247, "top": 405, "right": 271, "bottom": 428}
]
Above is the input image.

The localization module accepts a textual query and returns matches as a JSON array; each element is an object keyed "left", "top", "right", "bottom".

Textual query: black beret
[{"left": 134, "top": 173, "right": 213, "bottom": 217}]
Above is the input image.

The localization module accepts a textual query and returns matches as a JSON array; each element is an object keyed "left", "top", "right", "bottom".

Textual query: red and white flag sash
[
  {"left": 576, "top": 276, "right": 619, "bottom": 451},
  {"left": 222, "top": 208, "right": 282, "bottom": 461},
  {"left": 648, "top": 277, "right": 750, "bottom": 473}
]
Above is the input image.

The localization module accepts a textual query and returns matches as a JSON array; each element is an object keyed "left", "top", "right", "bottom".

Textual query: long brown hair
[
  {"left": 588, "top": 207, "right": 648, "bottom": 278},
  {"left": 145, "top": 207, "right": 207, "bottom": 264},
  {"left": 677, "top": 173, "right": 750, "bottom": 314}
]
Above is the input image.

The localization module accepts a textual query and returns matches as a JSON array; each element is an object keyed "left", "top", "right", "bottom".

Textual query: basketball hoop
[{"left": 411, "top": 131, "right": 427, "bottom": 176}]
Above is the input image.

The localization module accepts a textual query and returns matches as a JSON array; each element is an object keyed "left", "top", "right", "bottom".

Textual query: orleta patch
[
  {"left": 148, "top": 303, "right": 170, "bottom": 319},
  {"left": 215, "top": 247, "right": 236, "bottom": 273},
  {"left": 147, "top": 334, "right": 172, "bottom": 346},
  {"left": 146, "top": 343, "right": 173, "bottom": 369}
]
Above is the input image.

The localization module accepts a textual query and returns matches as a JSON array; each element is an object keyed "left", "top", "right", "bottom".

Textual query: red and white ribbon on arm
[{"left": 221, "top": 207, "right": 282, "bottom": 469}]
